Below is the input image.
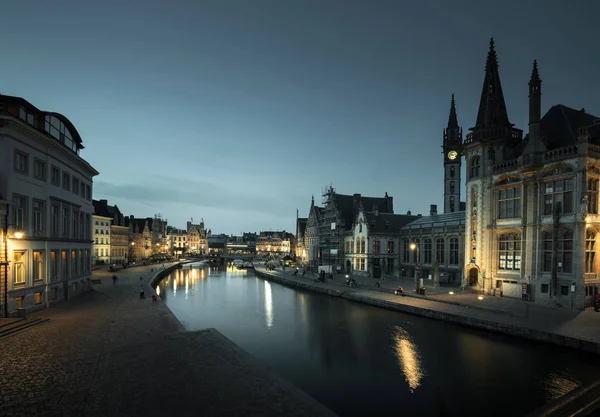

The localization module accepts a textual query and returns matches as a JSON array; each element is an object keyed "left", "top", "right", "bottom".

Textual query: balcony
[
  {"left": 465, "top": 126, "right": 523, "bottom": 145},
  {"left": 543, "top": 145, "right": 578, "bottom": 163},
  {"left": 491, "top": 158, "right": 521, "bottom": 174}
]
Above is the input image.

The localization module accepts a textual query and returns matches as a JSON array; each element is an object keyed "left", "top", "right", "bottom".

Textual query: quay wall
[{"left": 254, "top": 269, "right": 600, "bottom": 355}]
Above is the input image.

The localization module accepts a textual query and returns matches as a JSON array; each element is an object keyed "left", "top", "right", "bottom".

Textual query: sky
[{"left": 1, "top": 0, "right": 599, "bottom": 235}]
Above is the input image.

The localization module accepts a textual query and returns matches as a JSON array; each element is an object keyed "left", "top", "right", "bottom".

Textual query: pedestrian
[
  {"left": 139, "top": 285, "right": 145, "bottom": 299},
  {"left": 112, "top": 274, "right": 117, "bottom": 285},
  {"left": 152, "top": 294, "right": 157, "bottom": 303},
  {"left": 140, "top": 276, "right": 143, "bottom": 281}
]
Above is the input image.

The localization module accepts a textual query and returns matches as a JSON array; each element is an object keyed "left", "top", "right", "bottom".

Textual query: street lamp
[
  {"left": 2, "top": 222, "right": 25, "bottom": 318},
  {"left": 410, "top": 242, "right": 420, "bottom": 291}
]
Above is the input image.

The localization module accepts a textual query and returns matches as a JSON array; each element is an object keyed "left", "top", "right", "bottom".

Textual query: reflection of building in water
[
  {"left": 392, "top": 326, "right": 425, "bottom": 392},
  {"left": 264, "top": 281, "right": 273, "bottom": 328}
]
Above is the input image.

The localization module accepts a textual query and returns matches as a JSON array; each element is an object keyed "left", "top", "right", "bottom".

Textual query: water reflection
[
  {"left": 264, "top": 281, "right": 273, "bottom": 328},
  {"left": 542, "top": 371, "right": 580, "bottom": 401},
  {"left": 392, "top": 326, "right": 425, "bottom": 392}
]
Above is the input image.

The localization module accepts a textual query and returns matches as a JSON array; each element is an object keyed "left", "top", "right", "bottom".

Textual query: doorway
[{"left": 468, "top": 268, "right": 478, "bottom": 286}]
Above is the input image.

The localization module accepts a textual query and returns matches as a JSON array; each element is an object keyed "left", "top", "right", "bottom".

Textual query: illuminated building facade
[
  {"left": 0, "top": 93, "right": 98, "bottom": 316},
  {"left": 92, "top": 214, "right": 111, "bottom": 264}
]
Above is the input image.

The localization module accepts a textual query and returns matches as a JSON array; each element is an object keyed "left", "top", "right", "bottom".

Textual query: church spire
[
  {"left": 448, "top": 94, "right": 459, "bottom": 129},
  {"left": 474, "top": 38, "right": 511, "bottom": 129},
  {"left": 528, "top": 59, "right": 542, "bottom": 126}
]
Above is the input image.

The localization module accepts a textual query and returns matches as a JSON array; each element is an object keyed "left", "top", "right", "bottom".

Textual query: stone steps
[{"left": 0, "top": 317, "right": 50, "bottom": 340}]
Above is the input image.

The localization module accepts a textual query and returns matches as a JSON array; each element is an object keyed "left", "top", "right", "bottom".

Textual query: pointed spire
[
  {"left": 448, "top": 94, "right": 459, "bottom": 129},
  {"left": 474, "top": 37, "right": 511, "bottom": 129},
  {"left": 530, "top": 59, "right": 540, "bottom": 83}
]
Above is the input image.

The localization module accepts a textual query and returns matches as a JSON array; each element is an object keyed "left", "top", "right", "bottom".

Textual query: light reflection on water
[
  {"left": 392, "top": 326, "right": 426, "bottom": 392},
  {"left": 155, "top": 264, "right": 600, "bottom": 417}
]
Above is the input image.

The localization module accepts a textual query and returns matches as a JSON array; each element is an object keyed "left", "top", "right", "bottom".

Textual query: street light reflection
[
  {"left": 264, "top": 281, "right": 273, "bottom": 328},
  {"left": 392, "top": 326, "right": 425, "bottom": 392},
  {"left": 541, "top": 371, "right": 580, "bottom": 401}
]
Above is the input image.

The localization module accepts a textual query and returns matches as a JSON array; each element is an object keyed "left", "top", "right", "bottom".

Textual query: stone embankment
[{"left": 254, "top": 265, "right": 600, "bottom": 355}]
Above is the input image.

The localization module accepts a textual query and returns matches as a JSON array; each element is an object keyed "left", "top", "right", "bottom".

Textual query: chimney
[{"left": 430, "top": 204, "right": 438, "bottom": 216}]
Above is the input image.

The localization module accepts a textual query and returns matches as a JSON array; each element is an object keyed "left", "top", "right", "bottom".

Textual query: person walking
[
  {"left": 112, "top": 274, "right": 117, "bottom": 285},
  {"left": 139, "top": 285, "right": 145, "bottom": 299}
]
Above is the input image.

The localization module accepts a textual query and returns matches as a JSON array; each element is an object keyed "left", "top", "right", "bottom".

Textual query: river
[{"left": 155, "top": 262, "right": 600, "bottom": 416}]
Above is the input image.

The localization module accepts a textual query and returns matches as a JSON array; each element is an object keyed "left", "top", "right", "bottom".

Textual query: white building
[
  {"left": 0, "top": 93, "right": 99, "bottom": 317},
  {"left": 92, "top": 214, "right": 111, "bottom": 265}
]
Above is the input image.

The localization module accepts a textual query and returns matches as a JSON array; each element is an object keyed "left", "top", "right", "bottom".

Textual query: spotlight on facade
[{"left": 448, "top": 291, "right": 454, "bottom": 295}]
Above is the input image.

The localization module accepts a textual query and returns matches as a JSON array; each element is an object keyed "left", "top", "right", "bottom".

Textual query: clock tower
[{"left": 442, "top": 94, "right": 462, "bottom": 213}]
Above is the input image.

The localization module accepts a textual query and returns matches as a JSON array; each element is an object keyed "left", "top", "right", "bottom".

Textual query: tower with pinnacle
[{"left": 443, "top": 94, "right": 462, "bottom": 213}]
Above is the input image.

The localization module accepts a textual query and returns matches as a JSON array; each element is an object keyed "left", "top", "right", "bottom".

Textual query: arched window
[
  {"left": 470, "top": 156, "right": 481, "bottom": 178},
  {"left": 449, "top": 237, "right": 459, "bottom": 265},
  {"left": 412, "top": 238, "right": 420, "bottom": 263},
  {"left": 586, "top": 230, "right": 596, "bottom": 273},
  {"left": 360, "top": 237, "right": 366, "bottom": 254},
  {"left": 450, "top": 181, "right": 455, "bottom": 194},
  {"left": 498, "top": 233, "right": 522, "bottom": 271},
  {"left": 436, "top": 238, "right": 445, "bottom": 264},
  {"left": 488, "top": 148, "right": 495, "bottom": 161},
  {"left": 355, "top": 239, "right": 359, "bottom": 253},
  {"left": 450, "top": 166, "right": 456, "bottom": 178},
  {"left": 423, "top": 238, "right": 432, "bottom": 263},
  {"left": 450, "top": 196, "right": 455, "bottom": 212}
]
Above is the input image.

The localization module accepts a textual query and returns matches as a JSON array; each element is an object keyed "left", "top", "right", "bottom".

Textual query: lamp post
[
  {"left": 2, "top": 206, "right": 25, "bottom": 318},
  {"left": 410, "top": 242, "right": 420, "bottom": 291}
]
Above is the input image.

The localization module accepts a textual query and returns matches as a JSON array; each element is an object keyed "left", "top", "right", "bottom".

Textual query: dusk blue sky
[{"left": 1, "top": 1, "right": 599, "bottom": 234}]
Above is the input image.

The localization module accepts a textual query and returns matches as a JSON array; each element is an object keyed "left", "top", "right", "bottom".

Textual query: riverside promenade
[
  {"left": 254, "top": 264, "right": 600, "bottom": 354},
  {"left": 0, "top": 262, "right": 336, "bottom": 417}
]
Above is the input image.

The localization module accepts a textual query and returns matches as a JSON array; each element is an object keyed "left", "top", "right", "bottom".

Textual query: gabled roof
[
  {"left": 365, "top": 212, "right": 419, "bottom": 233},
  {"left": 333, "top": 193, "right": 392, "bottom": 230},
  {"left": 540, "top": 105, "right": 600, "bottom": 149},
  {"left": 401, "top": 211, "right": 466, "bottom": 230}
]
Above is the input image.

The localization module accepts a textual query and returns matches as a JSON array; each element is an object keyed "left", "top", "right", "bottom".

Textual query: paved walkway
[
  {"left": 260, "top": 265, "right": 600, "bottom": 350},
  {"left": 0, "top": 263, "right": 336, "bottom": 417}
]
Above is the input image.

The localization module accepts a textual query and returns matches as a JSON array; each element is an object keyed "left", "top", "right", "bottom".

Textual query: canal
[{"left": 155, "top": 263, "right": 600, "bottom": 417}]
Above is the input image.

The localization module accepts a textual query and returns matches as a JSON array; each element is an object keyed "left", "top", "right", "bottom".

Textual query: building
[
  {"left": 255, "top": 231, "right": 294, "bottom": 256},
  {"left": 343, "top": 205, "right": 417, "bottom": 277},
  {"left": 92, "top": 199, "right": 129, "bottom": 265},
  {"left": 295, "top": 213, "right": 308, "bottom": 261},
  {"left": 126, "top": 217, "right": 152, "bottom": 263},
  {"left": 461, "top": 39, "right": 600, "bottom": 310},
  {"left": 186, "top": 220, "right": 208, "bottom": 255},
  {"left": 0, "top": 93, "right": 98, "bottom": 317},
  {"left": 92, "top": 213, "right": 111, "bottom": 265}
]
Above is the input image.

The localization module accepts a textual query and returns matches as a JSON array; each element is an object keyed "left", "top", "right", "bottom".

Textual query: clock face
[{"left": 447, "top": 150, "right": 458, "bottom": 160}]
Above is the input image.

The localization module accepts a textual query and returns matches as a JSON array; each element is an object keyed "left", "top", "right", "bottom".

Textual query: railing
[
  {"left": 465, "top": 126, "right": 523, "bottom": 145},
  {"left": 543, "top": 145, "right": 578, "bottom": 163},
  {"left": 492, "top": 158, "right": 521, "bottom": 174}
]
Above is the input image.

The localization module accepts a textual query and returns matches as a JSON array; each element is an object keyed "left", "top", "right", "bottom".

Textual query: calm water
[{"left": 155, "top": 263, "right": 600, "bottom": 417}]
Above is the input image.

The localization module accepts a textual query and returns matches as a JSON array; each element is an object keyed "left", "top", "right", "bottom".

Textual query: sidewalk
[
  {"left": 0, "top": 263, "right": 336, "bottom": 417},
  {"left": 258, "top": 265, "right": 600, "bottom": 354}
]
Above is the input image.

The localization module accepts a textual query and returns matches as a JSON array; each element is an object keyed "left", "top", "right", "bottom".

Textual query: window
[
  {"left": 423, "top": 238, "right": 432, "bottom": 263},
  {"left": 13, "top": 195, "right": 27, "bottom": 231},
  {"left": 44, "top": 115, "right": 78, "bottom": 153},
  {"left": 450, "top": 181, "right": 455, "bottom": 194},
  {"left": 33, "top": 251, "right": 44, "bottom": 281},
  {"left": 61, "top": 250, "right": 68, "bottom": 277},
  {"left": 561, "top": 286, "right": 569, "bottom": 296},
  {"left": 33, "top": 159, "right": 46, "bottom": 180},
  {"left": 86, "top": 185, "right": 91, "bottom": 200},
  {"left": 35, "top": 292, "right": 43, "bottom": 305},
  {"left": 436, "top": 238, "right": 445, "bottom": 264},
  {"left": 498, "top": 234, "right": 521, "bottom": 271},
  {"left": 402, "top": 239, "right": 410, "bottom": 262},
  {"left": 63, "top": 172, "right": 70, "bottom": 190},
  {"left": 470, "top": 156, "right": 480, "bottom": 178},
  {"left": 544, "top": 179, "right": 573, "bottom": 215},
  {"left": 15, "top": 296, "right": 24, "bottom": 309},
  {"left": 73, "top": 178, "right": 80, "bottom": 195},
  {"left": 51, "top": 204, "right": 59, "bottom": 236},
  {"left": 51, "top": 166, "right": 60, "bottom": 186},
  {"left": 387, "top": 241, "right": 394, "bottom": 254},
  {"left": 488, "top": 148, "right": 495, "bottom": 160},
  {"left": 71, "top": 250, "right": 77, "bottom": 278},
  {"left": 586, "top": 231, "right": 596, "bottom": 273},
  {"left": 449, "top": 237, "right": 459, "bottom": 265},
  {"left": 360, "top": 258, "right": 365, "bottom": 271},
  {"left": 95, "top": 221, "right": 99, "bottom": 225},
  {"left": 72, "top": 210, "right": 78, "bottom": 238},
  {"left": 588, "top": 178, "right": 599, "bottom": 214},
  {"left": 80, "top": 181, "right": 85, "bottom": 197},
  {"left": 79, "top": 212, "right": 84, "bottom": 239},
  {"left": 32, "top": 200, "right": 44, "bottom": 236},
  {"left": 372, "top": 240, "right": 380, "bottom": 254},
  {"left": 360, "top": 238, "right": 366, "bottom": 254},
  {"left": 50, "top": 250, "right": 58, "bottom": 282},
  {"left": 62, "top": 207, "right": 70, "bottom": 236},
  {"left": 51, "top": 287, "right": 57, "bottom": 300},
  {"left": 14, "top": 150, "right": 28, "bottom": 174},
  {"left": 450, "top": 196, "right": 455, "bottom": 212},
  {"left": 498, "top": 187, "right": 521, "bottom": 219},
  {"left": 450, "top": 166, "right": 455, "bottom": 178},
  {"left": 541, "top": 284, "right": 549, "bottom": 293},
  {"left": 19, "top": 106, "right": 38, "bottom": 126},
  {"left": 13, "top": 250, "right": 26, "bottom": 284}
]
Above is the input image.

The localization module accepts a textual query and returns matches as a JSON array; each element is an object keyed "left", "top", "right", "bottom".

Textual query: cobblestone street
[{"left": 0, "top": 263, "right": 336, "bottom": 417}]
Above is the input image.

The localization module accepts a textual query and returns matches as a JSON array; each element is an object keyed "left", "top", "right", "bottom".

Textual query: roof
[
  {"left": 401, "top": 211, "right": 466, "bottom": 230},
  {"left": 365, "top": 212, "right": 419, "bottom": 233},
  {"left": 539, "top": 105, "right": 600, "bottom": 150},
  {"left": 93, "top": 199, "right": 125, "bottom": 225},
  {"left": 333, "top": 193, "right": 392, "bottom": 230}
]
